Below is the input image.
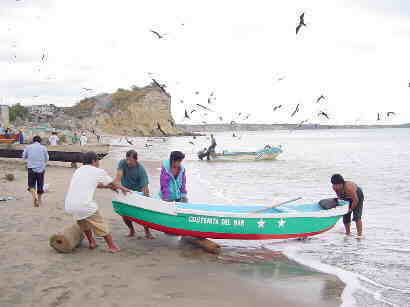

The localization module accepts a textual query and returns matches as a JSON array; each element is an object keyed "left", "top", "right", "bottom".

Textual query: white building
[
  {"left": 28, "top": 104, "right": 58, "bottom": 115},
  {"left": 0, "top": 105, "right": 9, "bottom": 127}
]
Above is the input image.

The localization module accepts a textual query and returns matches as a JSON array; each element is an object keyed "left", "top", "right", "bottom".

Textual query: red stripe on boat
[{"left": 123, "top": 216, "right": 335, "bottom": 240}]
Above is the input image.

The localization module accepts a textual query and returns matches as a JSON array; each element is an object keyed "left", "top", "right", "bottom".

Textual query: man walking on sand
[
  {"left": 22, "top": 136, "right": 49, "bottom": 207},
  {"left": 65, "top": 152, "right": 129, "bottom": 253},
  {"left": 113, "top": 149, "right": 154, "bottom": 239},
  {"left": 331, "top": 174, "right": 365, "bottom": 237}
]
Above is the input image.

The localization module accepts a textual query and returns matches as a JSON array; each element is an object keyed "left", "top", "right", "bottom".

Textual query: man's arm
[
  {"left": 142, "top": 184, "right": 150, "bottom": 197},
  {"left": 22, "top": 148, "right": 28, "bottom": 160},
  {"left": 346, "top": 185, "right": 359, "bottom": 210},
  {"left": 114, "top": 169, "right": 123, "bottom": 186}
]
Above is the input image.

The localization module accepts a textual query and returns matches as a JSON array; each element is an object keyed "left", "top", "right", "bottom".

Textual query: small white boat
[{"left": 199, "top": 146, "right": 283, "bottom": 161}]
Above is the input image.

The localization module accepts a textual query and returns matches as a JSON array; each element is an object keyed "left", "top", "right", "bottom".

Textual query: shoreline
[{"left": 0, "top": 156, "right": 346, "bottom": 306}]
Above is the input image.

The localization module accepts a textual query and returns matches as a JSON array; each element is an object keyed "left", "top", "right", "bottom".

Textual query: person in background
[
  {"left": 4, "top": 127, "right": 10, "bottom": 138},
  {"left": 48, "top": 132, "right": 59, "bottom": 146},
  {"left": 17, "top": 130, "right": 24, "bottom": 144},
  {"left": 160, "top": 151, "right": 188, "bottom": 203},
  {"left": 331, "top": 174, "right": 365, "bottom": 237},
  {"left": 71, "top": 132, "right": 79, "bottom": 144},
  {"left": 205, "top": 134, "right": 217, "bottom": 160},
  {"left": 65, "top": 151, "right": 129, "bottom": 253},
  {"left": 0, "top": 124, "right": 4, "bottom": 135},
  {"left": 79, "top": 132, "right": 87, "bottom": 146},
  {"left": 22, "top": 136, "right": 49, "bottom": 207},
  {"left": 113, "top": 150, "right": 153, "bottom": 239}
]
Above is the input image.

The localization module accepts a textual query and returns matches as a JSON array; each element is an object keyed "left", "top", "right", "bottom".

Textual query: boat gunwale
[{"left": 113, "top": 193, "right": 349, "bottom": 219}]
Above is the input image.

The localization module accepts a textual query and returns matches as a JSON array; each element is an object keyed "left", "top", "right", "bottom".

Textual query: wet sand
[{"left": 0, "top": 156, "right": 344, "bottom": 307}]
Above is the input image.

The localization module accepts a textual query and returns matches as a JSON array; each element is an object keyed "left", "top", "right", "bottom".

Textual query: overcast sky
[{"left": 1, "top": 0, "right": 410, "bottom": 124}]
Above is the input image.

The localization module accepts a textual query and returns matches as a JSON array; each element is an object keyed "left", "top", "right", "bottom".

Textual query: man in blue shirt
[{"left": 22, "top": 136, "right": 49, "bottom": 207}]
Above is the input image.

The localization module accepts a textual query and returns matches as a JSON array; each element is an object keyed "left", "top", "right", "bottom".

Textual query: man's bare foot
[
  {"left": 107, "top": 245, "right": 121, "bottom": 253},
  {"left": 89, "top": 241, "right": 98, "bottom": 249},
  {"left": 126, "top": 232, "right": 135, "bottom": 238},
  {"left": 34, "top": 198, "right": 39, "bottom": 207}
]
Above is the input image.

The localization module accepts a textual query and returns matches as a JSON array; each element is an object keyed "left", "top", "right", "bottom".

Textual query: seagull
[
  {"left": 184, "top": 109, "right": 190, "bottom": 119},
  {"left": 82, "top": 88, "right": 93, "bottom": 91},
  {"left": 190, "top": 109, "right": 197, "bottom": 114},
  {"left": 180, "top": 99, "right": 184, "bottom": 104},
  {"left": 387, "top": 112, "right": 396, "bottom": 117},
  {"left": 296, "top": 13, "right": 307, "bottom": 35},
  {"left": 273, "top": 105, "right": 282, "bottom": 111},
  {"left": 196, "top": 104, "right": 213, "bottom": 112},
  {"left": 218, "top": 116, "right": 223, "bottom": 121},
  {"left": 290, "top": 104, "right": 300, "bottom": 117},
  {"left": 316, "top": 95, "right": 326, "bottom": 103},
  {"left": 151, "top": 78, "right": 169, "bottom": 96},
  {"left": 125, "top": 138, "right": 133, "bottom": 145},
  {"left": 150, "top": 30, "right": 163, "bottom": 39},
  {"left": 189, "top": 141, "right": 195, "bottom": 145},
  {"left": 41, "top": 53, "right": 46, "bottom": 61},
  {"left": 195, "top": 91, "right": 200, "bottom": 95},
  {"left": 157, "top": 122, "right": 167, "bottom": 136},
  {"left": 318, "top": 111, "right": 329, "bottom": 119},
  {"left": 297, "top": 119, "right": 309, "bottom": 127},
  {"left": 232, "top": 133, "right": 237, "bottom": 137}
]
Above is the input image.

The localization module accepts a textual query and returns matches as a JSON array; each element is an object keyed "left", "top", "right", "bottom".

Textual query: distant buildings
[
  {"left": 0, "top": 105, "right": 10, "bottom": 127},
  {"left": 27, "top": 104, "right": 58, "bottom": 115}
]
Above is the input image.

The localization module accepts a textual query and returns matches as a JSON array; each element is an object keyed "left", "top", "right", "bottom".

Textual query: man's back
[
  {"left": 65, "top": 165, "right": 112, "bottom": 220},
  {"left": 23, "top": 142, "right": 49, "bottom": 172}
]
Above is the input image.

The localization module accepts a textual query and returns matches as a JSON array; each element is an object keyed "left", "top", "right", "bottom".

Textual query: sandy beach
[{"left": 0, "top": 155, "right": 344, "bottom": 307}]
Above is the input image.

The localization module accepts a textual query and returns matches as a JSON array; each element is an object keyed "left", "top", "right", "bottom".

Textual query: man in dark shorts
[
  {"left": 22, "top": 136, "right": 49, "bottom": 207},
  {"left": 331, "top": 174, "right": 364, "bottom": 237},
  {"left": 114, "top": 150, "right": 153, "bottom": 239}
]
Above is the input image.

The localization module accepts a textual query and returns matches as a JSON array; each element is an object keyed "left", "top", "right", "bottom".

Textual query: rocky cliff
[{"left": 54, "top": 84, "right": 183, "bottom": 136}]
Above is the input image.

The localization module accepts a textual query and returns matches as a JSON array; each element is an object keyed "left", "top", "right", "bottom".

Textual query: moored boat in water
[
  {"left": 200, "top": 145, "right": 283, "bottom": 161},
  {"left": 112, "top": 193, "right": 348, "bottom": 240}
]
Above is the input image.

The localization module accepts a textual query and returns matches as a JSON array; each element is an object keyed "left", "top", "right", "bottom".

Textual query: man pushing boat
[
  {"left": 331, "top": 174, "right": 364, "bottom": 237},
  {"left": 113, "top": 150, "right": 154, "bottom": 239}
]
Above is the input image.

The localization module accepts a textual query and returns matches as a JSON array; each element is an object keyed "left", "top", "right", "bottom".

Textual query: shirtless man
[{"left": 331, "top": 174, "right": 365, "bottom": 237}]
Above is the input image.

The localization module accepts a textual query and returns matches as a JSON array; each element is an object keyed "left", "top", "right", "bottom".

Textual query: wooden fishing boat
[
  {"left": 0, "top": 144, "right": 109, "bottom": 162},
  {"left": 0, "top": 134, "right": 18, "bottom": 144},
  {"left": 203, "top": 146, "right": 283, "bottom": 161},
  {"left": 112, "top": 193, "right": 348, "bottom": 240}
]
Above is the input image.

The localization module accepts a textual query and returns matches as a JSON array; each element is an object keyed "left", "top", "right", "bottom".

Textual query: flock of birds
[{"left": 6, "top": 6, "right": 399, "bottom": 148}]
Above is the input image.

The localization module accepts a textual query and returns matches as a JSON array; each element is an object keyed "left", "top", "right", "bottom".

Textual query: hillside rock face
[{"left": 55, "top": 85, "right": 182, "bottom": 136}]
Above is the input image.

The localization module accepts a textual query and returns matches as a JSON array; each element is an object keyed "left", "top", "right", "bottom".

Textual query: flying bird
[
  {"left": 290, "top": 104, "right": 300, "bottom": 117},
  {"left": 318, "top": 111, "right": 329, "bottom": 119},
  {"left": 184, "top": 109, "right": 190, "bottom": 119},
  {"left": 195, "top": 91, "right": 200, "bottom": 95},
  {"left": 189, "top": 141, "right": 195, "bottom": 145},
  {"left": 316, "top": 95, "right": 326, "bottom": 103},
  {"left": 157, "top": 122, "right": 167, "bottom": 136},
  {"left": 151, "top": 78, "right": 169, "bottom": 96},
  {"left": 150, "top": 30, "right": 163, "bottom": 39},
  {"left": 41, "top": 53, "right": 46, "bottom": 61},
  {"left": 196, "top": 104, "right": 213, "bottom": 112},
  {"left": 296, "top": 12, "right": 307, "bottom": 35},
  {"left": 273, "top": 105, "right": 282, "bottom": 111},
  {"left": 190, "top": 109, "right": 197, "bottom": 114},
  {"left": 297, "top": 119, "right": 309, "bottom": 127},
  {"left": 387, "top": 112, "right": 396, "bottom": 117},
  {"left": 218, "top": 116, "right": 223, "bottom": 121},
  {"left": 125, "top": 138, "right": 133, "bottom": 145}
]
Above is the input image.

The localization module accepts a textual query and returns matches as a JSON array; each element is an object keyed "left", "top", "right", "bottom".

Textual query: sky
[{"left": 1, "top": 0, "right": 410, "bottom": 125}]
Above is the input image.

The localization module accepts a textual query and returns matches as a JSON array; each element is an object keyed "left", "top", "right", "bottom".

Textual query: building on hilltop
[
  {"left": 28, "top": 104, "right": 58, "bottom": 115},
  {"left": 0, "top": 105, "right": 10, "bottom": 127}
]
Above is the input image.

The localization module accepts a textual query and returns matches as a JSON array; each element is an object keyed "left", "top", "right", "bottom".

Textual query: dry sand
[{"left": 0, "top": 156, "right": 344, "bottom": 307}]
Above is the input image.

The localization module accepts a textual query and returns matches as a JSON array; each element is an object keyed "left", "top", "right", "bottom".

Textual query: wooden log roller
[
  {"left": 49, "top": 224, "right": 84, "bottom": 253},
  {"left": 181, "top": 237, "right": 221, "bottom": 254}
]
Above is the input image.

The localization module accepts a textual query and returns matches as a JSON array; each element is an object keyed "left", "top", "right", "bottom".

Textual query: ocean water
[{"left": 109, "top": 128, "right": 410, "bottom": 306}]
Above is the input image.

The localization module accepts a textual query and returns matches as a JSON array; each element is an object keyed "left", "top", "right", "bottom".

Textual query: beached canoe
[
  {"left": 112, "top": 193, "right": 348, "bottom": 240},
  {"left": 0, "top": 144, "right": 109, "bottom": 162},
  {"left": 201, "top": 146, "right": 283, "bottom": 161}
]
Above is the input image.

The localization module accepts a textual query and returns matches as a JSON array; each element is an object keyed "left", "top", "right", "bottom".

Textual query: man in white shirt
[
  {"left": 65, "top": 151, "right": 129, "bottom": 253},
  {"left": 48, "top": 132, "right": 59, "bottom": 146},
  {"left": 79, "top": 132, "right": 87, "bottom": 146}
]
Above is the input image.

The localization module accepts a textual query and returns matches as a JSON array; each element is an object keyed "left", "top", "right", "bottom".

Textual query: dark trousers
[{"left": 27, "top": 169, "right": 45, "bottom": 194}]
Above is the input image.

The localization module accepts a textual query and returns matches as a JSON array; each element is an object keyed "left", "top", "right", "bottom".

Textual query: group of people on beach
[
  {"left": 22, "top": 135, "right": 188, "bottom": 253},
  {"left": 22, "top": 134, "right": 364, "bottom": 253}
]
